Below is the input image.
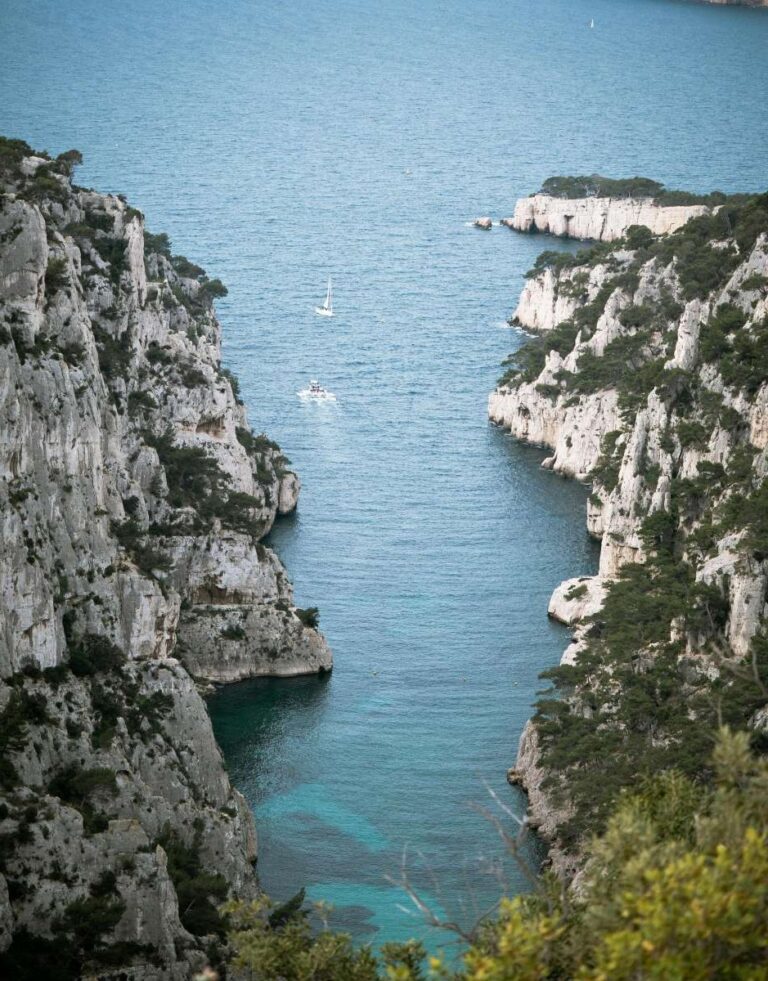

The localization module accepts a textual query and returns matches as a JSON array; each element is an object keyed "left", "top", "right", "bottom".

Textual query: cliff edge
[
  {"left": 0, "top": 137, "right": 329, "bottom": 978},
  {"left": 492, "top": 186, "right": 768, "bottom": 869}
]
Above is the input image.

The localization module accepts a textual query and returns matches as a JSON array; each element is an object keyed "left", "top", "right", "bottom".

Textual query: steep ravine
[
  {"left": 0, "top": 138, "right": 330, "bottom": 978},
  {"left": 492, "top": 185, "right": 768, "bottom": 871}
]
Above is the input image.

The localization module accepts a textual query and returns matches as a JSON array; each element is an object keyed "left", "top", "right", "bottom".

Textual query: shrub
[
  {"left": 48, "top": 765, "right": 118, "bottom": 834},
  {"left": 93, "top": 236, "right": 128, "bottom": 286},
  {"left": 296, "top": 607, "right": 320, "bottom": 629},
  {"left": 68, "top": 634, "right": 126, "bottom": 676},
  {"left": 45, "top": 257, "right": 68, "bottom": 295},
  {"left": 93, "top": 324, "right": 132, "bottom": 378},
  {"left": 144, "top": 231, "right": 171, "bottom": 257},
  {"left": 55, "top": 149, "right": 83, "bottom": 176},
  {"left": 199, "top": 277, "right": 228, "bottom": 300},
  {"left": 221, "top": 623, "right": 246, "bottom": 640},
  {"left": 171, "top": 254, "right": 205, "bottom": 278},
  {"left": 539, "top": 175, "right": 665, "bottom": 200},
  {"left": 157, "top": 826, "right": 229, "bottom": 937}
]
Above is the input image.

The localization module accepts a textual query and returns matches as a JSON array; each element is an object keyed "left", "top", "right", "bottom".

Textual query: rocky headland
[
  {"left": 506, "top": 194, "right": 711, "bottom": 243},
  {"left": 492, "top": 181, "right": 768, "bottom": 870},
  {"left": 0, "top": 137, "right": 330, "bottom": 978}
]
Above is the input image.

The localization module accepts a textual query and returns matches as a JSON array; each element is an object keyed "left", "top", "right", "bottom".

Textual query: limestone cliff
[
  {"left": 0, "top": 137, "right": 330, "bottom": 978},
  {"left": 492, "top": 189, "right": 768, "bottom": 867},
  {"left": 505, "top": 192, "right": 712, "bottom": 242}
]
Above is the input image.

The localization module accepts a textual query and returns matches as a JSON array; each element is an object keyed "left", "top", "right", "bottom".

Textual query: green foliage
[
  {"left": 55, "top": 895, "right": 125, "bottom": 957},
  {"left": 45, "top": 257, "right": 68, "bottom": 295},
  {"left": 623, "top": 224, "right": 655, "bottom": 249},
  {"left": 48, "top": 765, "right": 118, "bottom": 834},
  {"left": 143, "top": 427, "right": 266, "bottom": 536},
  {"left": 171, "top": 254, "right": 205, "bottom": 278},
  {"left": 93, "top": 324, "right": 132, "bottom": 378},
  {"left": 127, "top": 389, "right": 158, "bottom": 414},
  {"left": 224, "top": 894, "right": 400, "bottom": 981},
  {"left": 718, "top": 317, "right": 768, "bottom": 396},
  {"left": 219, "top": 366, "right": 242, "bottom": 403},
  {"left": 742, "top": 272, "right": 768, "bottom": 292},
  {"left": 221, "top": 740, "right": 768, "bottom": 979},
  {"left": 92, "top": 236, "right": 128, "bottom": 286},
  {"left": 296, "top": 607, "right": 320, "bottom": 629},
  {"left": 0, "top": 689, "right": 49, "bottom": 787},
  {"left": 0, "top": 135, "right": 40, "bottom": 179},
  {"left": 699, "top": 302, "right": 747, "bottom": 362},
  {"left": 221, "top": 623, "right": 246, "bottom": 640},
  {"left": 447, "top": 732, "right": 768, "bottom": 981},
  {"left": 157, "top": 825, "right": 229, "bottom": 937},
  {"left": 199, "top": 277, "right": 228, "bottom": 300},
  {"left": 537, "top": 174, "right": 748, "bottom": 210},
  {"left": 539, "top": 175, "right": 665, "bottom": 200},
  {"left": 564, "top": 583, "right": 587, "bottom": 601},
  {"left": 68, "top": 633, "right": 126, "bottom": 676},
  {"left": 590, "top": 430, "right": 623, "bottom": 493},
  {"left": 55, "top": 149, "right": 83, "bottom": 176},
  {"left": 144, "top": 230, "right": 171, "bottom": 256}
]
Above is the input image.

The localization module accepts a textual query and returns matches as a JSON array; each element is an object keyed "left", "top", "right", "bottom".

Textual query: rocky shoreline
[
  {"left": 492, "top": 181, "right": 768, "bottom": 867},
  {"left": 0, "top": 138, "right": 330, "bottom": 977},
  {"left": 507, "top": 192, "right": 713, "bottom": 242}
]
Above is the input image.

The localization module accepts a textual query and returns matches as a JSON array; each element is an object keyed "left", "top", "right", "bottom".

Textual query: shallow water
[{"left": 2, "top": 0, "right": 767, "bottom": 952}]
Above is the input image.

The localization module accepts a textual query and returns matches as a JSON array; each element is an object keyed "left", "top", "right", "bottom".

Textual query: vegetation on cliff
[
  {"left": 498, "top": 189, "right": 768, "bottom": 854},
  {"left": 536, "top": 174, "right": 750, "bottom": 207},
  {"left": 217, "top": 732, "right": 768, "bottom": 979}
]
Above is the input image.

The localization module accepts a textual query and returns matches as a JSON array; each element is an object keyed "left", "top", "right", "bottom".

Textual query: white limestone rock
[{"left": 507, "top": 193, "right": 713, "bottom": 242}]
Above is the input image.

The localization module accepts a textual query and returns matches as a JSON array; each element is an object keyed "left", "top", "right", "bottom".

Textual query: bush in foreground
[{"left": 219, "top": 729, "right": 768, "bottom": 980}]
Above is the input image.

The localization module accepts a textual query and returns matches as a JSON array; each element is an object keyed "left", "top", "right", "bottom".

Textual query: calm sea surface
[{"left": 3, "top": 0, "right": 767, "bottom": 952}]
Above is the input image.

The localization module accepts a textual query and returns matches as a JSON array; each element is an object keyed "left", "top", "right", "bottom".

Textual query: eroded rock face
[
  {"left": 506, "top": 193, "right": 712, "bottom": 242},
  {"left": 492, "top": 203, "right": 768, "bottom": 857},
  {"left": 0, "top": 142, "right": 330, "bottom": 975}
]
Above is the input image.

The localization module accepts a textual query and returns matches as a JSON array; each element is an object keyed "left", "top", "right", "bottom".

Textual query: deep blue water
[{"left": 3, "top": 0, "right": 768, "bottom": 953}]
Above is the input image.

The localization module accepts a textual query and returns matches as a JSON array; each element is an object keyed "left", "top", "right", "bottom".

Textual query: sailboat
[
  {"left": 589, "top": 17, "right": 594, "bottom": 28},
  {"left": 314, "top": 277, "right": 334, "bottom": 317}
]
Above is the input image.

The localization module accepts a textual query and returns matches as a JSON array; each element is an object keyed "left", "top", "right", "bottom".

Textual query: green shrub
[
  {"left": 157, "top": 825, "right": 229, "bottom": 937},
  {"left": 296, "top": 607, "right": 320, "bottom": 629},
  {"left": 45, "top": 257, "right": 68, "bottom": 295},
  {"left": 539, "top": 175, "right": 665, "bottom": 200},
  {"left": 221, "top": 623, "right": 246, "bottom": 640},
  {"left": 68, "top": 634, "right": 126, "bottom": 676},
  {"left": 93, "top": 236, "right": 128, "bottom": 286},
  {"left": 171, "top": 254, "right": 204, "bottom": 278},
  {"left": 144, "top": 230, "right": 171, "bottom": 257},
  {"left": 199, "top": 277, "right": 228, "bottom": 300}
]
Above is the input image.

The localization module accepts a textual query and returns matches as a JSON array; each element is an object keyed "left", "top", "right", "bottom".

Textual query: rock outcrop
[
  {"left": 492, "top": 189, "right": 768, "bottom": 863},
  {"left": 0, "top": 138, "right": 330, "bottom": 977},
  {"left": 506, "top": 193, "right": 712, "bottom": 241}
]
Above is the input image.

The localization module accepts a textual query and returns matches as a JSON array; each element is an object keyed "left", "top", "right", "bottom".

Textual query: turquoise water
[{"left": 3, "top": 0, "right": 768, "bottom": 952}]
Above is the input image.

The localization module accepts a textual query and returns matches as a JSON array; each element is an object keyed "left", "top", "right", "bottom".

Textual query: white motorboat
[
  {"left": 298, "top": 379, "right": 337, "bottom": 402},
  {"left": 314, "top": 277, "right": 334, "bottom": 317}
]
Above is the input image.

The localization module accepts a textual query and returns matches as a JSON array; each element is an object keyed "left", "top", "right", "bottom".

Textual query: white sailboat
[
  {"left": 314, "top": 277, "right": 334, "bottom": 317},
  {"left": 589, "top": 17, "right": 594, "bottom": 28}
]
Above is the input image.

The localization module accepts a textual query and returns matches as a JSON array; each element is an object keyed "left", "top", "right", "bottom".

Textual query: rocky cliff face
[
  {"left": 506, "top": 193, "right": 713, "bottom": 242},
  {"left": 492, "top": 190, "right": 768, "bottom": 867},
  {"left": 0, "top": 138, "right": 330, "bottom": 978}
]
